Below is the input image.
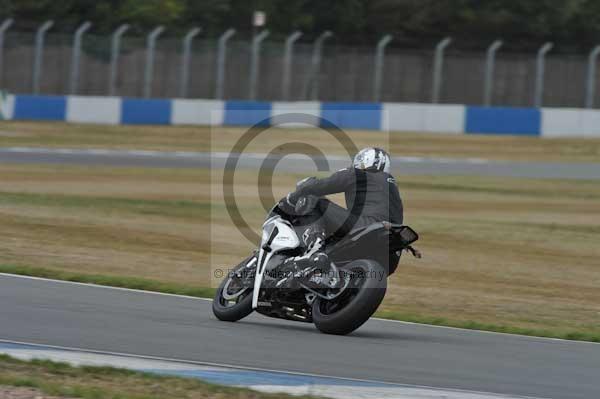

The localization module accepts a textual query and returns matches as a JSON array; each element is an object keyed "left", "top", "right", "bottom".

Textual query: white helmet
[{"left": 352, "top": 147, "right": 391, "bottom": 174}]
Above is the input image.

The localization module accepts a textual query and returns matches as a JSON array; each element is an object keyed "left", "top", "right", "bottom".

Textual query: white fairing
[{"left": 252, "top": 217, "right": 300, "bottom": 309}]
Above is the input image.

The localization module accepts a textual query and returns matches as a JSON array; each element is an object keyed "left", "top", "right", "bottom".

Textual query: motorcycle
[{"left": 212, "top": 196, "right": 420, "bottom": 335}]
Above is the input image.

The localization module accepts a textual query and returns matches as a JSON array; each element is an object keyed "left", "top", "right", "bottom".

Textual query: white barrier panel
[
  {"left": 171, "top": 99, "right": 224, "bottom": 126},
  {"left": 66, "top": 96, "right": 121, "bottom": 125},
  {"left": 271, "top": 101, "right": 321, "bottom": 128},
  {"left": 383, "top": 103, "right": 464, "bottom": 134},
  {"left": 580, "top": 110, "right": 600, "bottom": 138},
  {"left": 382, "top": 103, "right": 424, "bottom": 132},
  {"left": 0, "top": 94, "right": 15, "bottom": 120},
  {"left": 423, "top": 105, "right": 465, "bottom": 133},
  {"left": 8, "top": 94, "right": 600, "bottom": 138},
  {"left": 542, "top": 108, "right": 600, "bottom": 138},
  {"left": 541, "top": 108, "right": 583, "bottom": 137}
]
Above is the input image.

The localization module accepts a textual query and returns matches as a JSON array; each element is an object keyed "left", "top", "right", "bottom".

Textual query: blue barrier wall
[
  {"left": 4, "top": 94, "right": 598, "bottom": 138},
  {"left": 224, "top": 101, "right": 272, "bottom": 126},
  {"left": 121, "top": 98, "right": 172, "bottom": 125},
  {"left": 320, "top": 103, "right": 382, "bottom": 130},
  {"left": 13, "top": 95, "right": 67, "bottom": 121},
  {"left": 465, "top": 106, "right": 541, "bottom": 136}
]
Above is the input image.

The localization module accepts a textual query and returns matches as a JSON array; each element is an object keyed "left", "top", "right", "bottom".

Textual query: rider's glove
[
  {"left": 296, "top": 176, "right": 316, "bottom": 189},
  {"left": 286, "top": 192, "right": 299, "bottom": 206}
]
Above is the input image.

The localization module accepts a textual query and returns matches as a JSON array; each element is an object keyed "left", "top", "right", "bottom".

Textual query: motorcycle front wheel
[
  {"left": 212, "top": 255, "right": 255, "bottom": 322},
  {"left": 312, "top": 259, "right": 387, "bottom": 335}
]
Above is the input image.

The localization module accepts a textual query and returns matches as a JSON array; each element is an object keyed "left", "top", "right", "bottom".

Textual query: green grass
[
  {"left": 0, "top": 354, "right": 321, "bottom": 399},
  {"left": 2, "top": 120, "right": 600, "bottom": 162},
  {"left": 375, "top": 311, "right": 600, "bottom": 343},
  {"left": 2, "top": 264, "right": 599, "bottom": 343},
  {"left": 0, "top": 191, "right": 211, "bottom": 220},
  {"left": 400, "top": 179, "right": 600, "bottom": 199},
  {"left": 0, "top": 264, "right": 216, "bottom": 299}
]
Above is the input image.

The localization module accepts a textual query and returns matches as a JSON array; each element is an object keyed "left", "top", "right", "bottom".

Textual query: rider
[{"left": 283, "top": 147, "right": 403, "bottom": 277}]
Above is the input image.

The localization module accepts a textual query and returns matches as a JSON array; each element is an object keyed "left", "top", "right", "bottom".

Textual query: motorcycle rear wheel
[
  {"left": 212, "top": 255, "right": 255, "bottom": 322},
  {"left": 312, "top": 259, "right": 387, "bottom": 335}
]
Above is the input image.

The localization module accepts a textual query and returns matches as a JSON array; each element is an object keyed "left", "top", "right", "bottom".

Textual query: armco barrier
[
  {"left": 14, "top": 95, "right": 66, "bottom": 121},
  {"left": 2, "top": 94, "right": 600, "bottom": 138},
  {"left": 66, "top": 96, "right": 121, "bottom": 125},
  {"left": 171, "top": 99, "right": 224, "bottom": 126},
  {"left": 321, "top": 102, "right": 382, "bottom": 130},
  {"left": 121, "top": 98, "right": 172, "bottom": 125},
  {"left": 0, "top": 93, "right": 14, "bottom": 120},
  {"left": 542, "top": 108, "right": 600, "bottom": 138},
  {"left": 270, "top": 101, "right": 321, "bottom": 128},
  {"left": 466, "top": 106, "right": 541, "bottom": 136},
  {"left": 224, "top": 101, "right": 272, "bottom": 126},
  {"left": 383, "top": 103, "right": 465, "bottom": 134},
  {"left": 581, "top": 110, "right": 600, "bottom": 138}
]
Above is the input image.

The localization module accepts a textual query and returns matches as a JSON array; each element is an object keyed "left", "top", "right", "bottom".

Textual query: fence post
[
  {"left": 534, "top": 42, "right": 553, "bottom": 108},
  {"left": 248, "top": 29, "right": 270, "bottom": 100},
  {"left": 483, "top": 40, "right": 503, "bottom": 106},
  {"left": 108, "top": 24, "right": 129, "bottom": 96},
  {"left": 215, "top": 28, "right": 235, "bottom": 99},
  {"left": 143, "top": 26, "right": 165, "bottom": 98},
  {"left": 306, "top": 30, "right": 332, "bottom": 101},
  {"left": 373, "top": 34, "right": 392, "bottom": 102},
  {"left": 69, "top": 21, "right": 92, "bottom": 95},
  {"left": 179, "top": 27, "right": 201, "bottom": 98},
  {"left": 431, "top": 37, "right": 452, "bottom": 103},
  {"left": 281, "top": 30, "right": 302, "bottom": 100},
  {"left": 0, "top": 19, "right": 14, "bottom": 85},
  {"left": 585, "top": 45, "right": 600, "bottom": 109},
  {"left": 32, "top": 20, "right": 54, "bottom": 94}
]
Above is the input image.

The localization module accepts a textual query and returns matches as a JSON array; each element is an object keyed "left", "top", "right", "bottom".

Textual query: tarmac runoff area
[{"left": 1, "top": 147, "right": 600, "bottom": 179}]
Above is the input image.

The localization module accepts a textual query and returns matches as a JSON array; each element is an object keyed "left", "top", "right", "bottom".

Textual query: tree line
[{"left": 1, "top": 0, "right": 599, "bottom": 52}]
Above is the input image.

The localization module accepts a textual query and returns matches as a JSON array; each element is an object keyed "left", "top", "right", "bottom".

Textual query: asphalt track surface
[
  {"left": 1, "top": 274, "right": 599, "bottom": 399},
  {"left": 1, "top": 147, "right": 600, "bottom": 179}
]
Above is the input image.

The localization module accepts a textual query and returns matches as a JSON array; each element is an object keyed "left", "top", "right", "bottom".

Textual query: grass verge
[
  {"left": 2, "top": 264, "right": 598, "bottom": 343},
  {"left": 375, "top": 311, "right": 600, "bottom": 343},
  {"left": 2, "top": 120, "right": 600, "bottom": 162},
  {"left": 0, "top": 264, "right": 216, "bottom": 299},
  {"left": 0, "top": 354, "right": 320, "bottom": 399}
]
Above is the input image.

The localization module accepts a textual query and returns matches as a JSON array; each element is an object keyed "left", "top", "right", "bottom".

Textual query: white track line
[
  {"left": 1, "top": 272, "right": 598, "bottom": 346},
  {"left": 0, "top": 272, "right": 204, "bottom": 301},
  {"left": 0, "top": 338, "right": 547, "bottom": 399}
]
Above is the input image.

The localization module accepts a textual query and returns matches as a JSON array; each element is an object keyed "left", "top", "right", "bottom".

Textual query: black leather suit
[{"left": 289, "top": 167, "right": 404, "bottom": 239}]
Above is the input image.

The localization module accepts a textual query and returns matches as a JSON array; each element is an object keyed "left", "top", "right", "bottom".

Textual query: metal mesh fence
[{"left": 0, "top": 31, "right": 598, "bottom": 108}]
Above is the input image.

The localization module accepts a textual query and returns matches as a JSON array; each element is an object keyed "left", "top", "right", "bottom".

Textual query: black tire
[
  {"left": 212, "top": 256, "right": 255, "bottom": 322},
  {"left": 312, "top": 259, "right": 387, "bottom": 335}
]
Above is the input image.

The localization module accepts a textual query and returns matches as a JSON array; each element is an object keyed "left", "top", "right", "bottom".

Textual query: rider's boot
[
  {"left": 278, "top": 226, "right": 342, "bottom": 289},
  {"left": 294, "top": 251, "right": 343, "bottom": 290}
]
